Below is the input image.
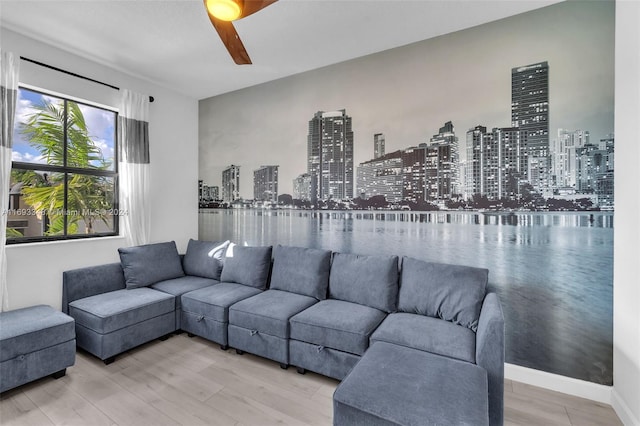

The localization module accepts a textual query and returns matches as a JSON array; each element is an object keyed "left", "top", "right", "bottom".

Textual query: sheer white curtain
[
  {"left": 1, "top": 51, "right": 20, "bottom": 311},
  {"left": 118, "top": 89, "right": 150, "bottom": 247}
]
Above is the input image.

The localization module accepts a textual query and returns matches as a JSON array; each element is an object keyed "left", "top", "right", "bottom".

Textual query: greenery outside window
[{"left": 6, "top": 87, "right": 119, "bottom": 243}]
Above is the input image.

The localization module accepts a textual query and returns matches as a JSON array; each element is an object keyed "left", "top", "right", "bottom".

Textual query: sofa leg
[
  {"left": 280, "top": 363, "right": 289, "bottom": 370},
  {"left": 220, "top": 344, "right": 228, "bottom": 351},
  {"left": 104, "top": 356, "right": 116, "bottom": 365},
  {"left": 51, "top": 369, "right": 66, "bottom": 379},
  {"left": 236, "top": 349, "right": 244, "bottom": 355},
  {"left": 158, "top": 334, "right": 170, "bottom": 341},
  {"left": 187, "top": 333, "right": 195, "bottom": 338},
  {"left": 296, "top": 367, "right": 306, "bottom": 375}
]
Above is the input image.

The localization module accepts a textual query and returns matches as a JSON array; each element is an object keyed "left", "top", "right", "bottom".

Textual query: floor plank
[
  {"left": 21, "top": 376, "right": 115, "bottom": 426},
  {"left": 0, "top": 334, "right": 623, "bottom": 426},
  {"left": 207, "top": 387, "right": 307, "bottom": 425},
  {"left": 504, "top": 389, "right": 572, "bottom": 425},
  {"left": 199, "top": 361, "right": 333, "bottom": 424},
  {"left": 109, "top": 367, "right": 236, "bottom": 425},
  {"left": 0, "top": 389, "right": 54, "bottom": 426}
]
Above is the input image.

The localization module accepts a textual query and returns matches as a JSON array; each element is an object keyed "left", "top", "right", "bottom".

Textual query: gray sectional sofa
[{"left": 62, "top": 240, "right": 504, "bottom": 425}]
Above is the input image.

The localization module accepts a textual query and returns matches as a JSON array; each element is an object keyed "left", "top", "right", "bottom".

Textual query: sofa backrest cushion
[
  {"left": 329, "top": 253, "right": 399, "bottom": 313},
  {"left": 399, "top": 257, "right": 488, "bottom": 332},
  {"left": 269, "top": 245, "right": 331, "bottom": 300},
  {"left": 182, "top": 239, "right": 229, "bottom": 280},
  {"left": 220, "top": 245, "right": 272, "bottom": 289},
  {"left": 118, "top": 241, "right": 185, "bottom": 289}
]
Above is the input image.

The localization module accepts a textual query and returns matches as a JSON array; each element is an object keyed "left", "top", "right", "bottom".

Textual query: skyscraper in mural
[
  {"left": 426, "top": 121, "right": 460, "bottom": 202},
  {"left": 511, "top": 61, "right": 549, "bottom": 193},
  {"left": 307, "top": 110, "right": 354, "bottom": 200},
  {"left": 465, "top": 126, "right": 523, "bottom": 200},
  {"left": 253, "top": 165, "right": 279, "bottom": 202},
  {"left": 356, "top": 150, "right": 403, "bottom": 202},
  {"left": 222, "top": 164, "right": 240, "bottom": 203},
  {"left": 374, "top": 133, "right": 385, "bottom": 159},
  {"left": 550, "top": 129, "right": 589, "bottom": 190},
  {"left": 596, "top": 135, "right": 615, "bottom": 209},
  {"left": 575, "top": 136, "right": 615, "bottom": 208},
  {"left": 494, "top": 127, "right": 523, "bottom": 200},
  {"left": 293, "top": 173, "right": 313, "bottom": 201},
  {"left": 465, "top": 125, "right": 489, "bottom": 198},
  {"left": 401, "top": 145, "right": 428, "bottom": 203}
]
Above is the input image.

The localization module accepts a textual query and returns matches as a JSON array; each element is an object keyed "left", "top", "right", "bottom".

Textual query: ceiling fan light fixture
[{"left": 206, "top": 0, "right": 242, "bottom": 21}]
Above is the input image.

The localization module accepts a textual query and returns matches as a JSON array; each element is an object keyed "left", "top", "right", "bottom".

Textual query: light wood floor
[{"left": 0, "top": 333, "right": 622, "bottom": 426}]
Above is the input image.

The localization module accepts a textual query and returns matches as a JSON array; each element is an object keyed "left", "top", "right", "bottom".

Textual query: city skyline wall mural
[{"left": 198, "top": 1, "right": 615, "bottom": 385}]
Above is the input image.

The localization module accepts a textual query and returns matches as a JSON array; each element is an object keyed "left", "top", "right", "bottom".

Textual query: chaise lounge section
[
  {"left": 333, "top": 341, "right": 490, "bottom": 426},
  {"left": 369, "top": 257, "right": 504, "bottom": 425}
]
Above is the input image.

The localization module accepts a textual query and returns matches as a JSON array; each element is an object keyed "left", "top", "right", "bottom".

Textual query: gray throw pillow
[
  {"left": 399, "top": 257, "right": 488, "bottom": 331},
  {"left": 118, "top": 241, "right": 184, "bottom": 289},
  {"left": 329, "top": 252, "right": 399, "bottom": 313},
  {"left": 220, "top": 245, "right": 272, "bottom": 289},
  {"left": 183, "top": 239, "right": 229, "bottom": 280},
  {"left": 269, "top": 245, "right": 331, "bottom": 299}
]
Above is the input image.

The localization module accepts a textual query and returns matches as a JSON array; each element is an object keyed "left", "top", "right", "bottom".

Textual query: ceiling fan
[{"left": 203, "top": 0, "right": 278, "bottom": 65}]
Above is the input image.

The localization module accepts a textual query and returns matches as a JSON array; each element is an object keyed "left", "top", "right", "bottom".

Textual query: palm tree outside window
[{"left": 7, "top": 87, "right": 118, "bottom": 243}]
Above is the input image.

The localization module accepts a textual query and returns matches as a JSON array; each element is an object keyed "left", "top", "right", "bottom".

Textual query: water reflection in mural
[{"left": 200, "top": 209, "right": 613, "bottom": 384}]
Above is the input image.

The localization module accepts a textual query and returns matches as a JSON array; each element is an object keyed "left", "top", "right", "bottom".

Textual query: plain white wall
[
  {"left": 613, "top": 2, "right": 640, "bottom": 425},
  {"left": 1, "top": 28, "right": 199, "bottom": 311}
]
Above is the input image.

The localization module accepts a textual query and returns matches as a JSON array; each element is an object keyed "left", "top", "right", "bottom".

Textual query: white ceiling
[{"left": 0, "top": 0, "right": 562, "bottom": 100}]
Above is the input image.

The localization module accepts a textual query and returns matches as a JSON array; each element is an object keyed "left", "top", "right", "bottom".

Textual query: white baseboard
[
  {"left": 504, "top": 363, "right": 612, "bottom": 404},
  {"left": 611, "top": 388, "right": 640, "bottom": 426}
]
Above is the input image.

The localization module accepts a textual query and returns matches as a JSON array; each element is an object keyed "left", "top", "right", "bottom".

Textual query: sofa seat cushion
[
  {"left": 333, "top": 342, "right": 488, "bottom": 426},
  {"left": 150, "top": 276, "right": 218, "bottom": 302},
  {"left": 290, "top": 300, "right": 386, "bottom": 356},
  {"left": 181, "top": 283, "right": 263, "bottom": 323},
  {"left": 229, "top": 290, "right": 317, "bottom": 339},
  {"left": 370, "top": 312, "right": 476, "bottom": 363},
  {"left": 68, "top": 288, "right": 175, "bottom": 334},
  {"left": 0, "top": 305, "right": 75, "bottom": 363}
]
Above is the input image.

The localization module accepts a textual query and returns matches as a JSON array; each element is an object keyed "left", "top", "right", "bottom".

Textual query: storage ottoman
[
  {"left": 333, "top": 342, "right": 489, "bottom": 426},
  {"left": 0, "top": 305, "right": 76, "bottom": 393}
]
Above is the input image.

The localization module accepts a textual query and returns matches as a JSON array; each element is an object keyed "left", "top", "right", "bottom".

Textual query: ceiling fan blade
[
  {"left": 208, "top": 16, "right": 252, "bottom": 65},
  {"left": 240, "top": 0, "right": 278, "bottom": 19}
]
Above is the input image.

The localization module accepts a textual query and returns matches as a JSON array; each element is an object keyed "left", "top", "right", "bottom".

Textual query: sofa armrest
[
  {"left": 62, "top": 263, "right": 126, "bottom": 314},
  {"left": 475, "top": 292, "right": 504, "bottom": 426}
]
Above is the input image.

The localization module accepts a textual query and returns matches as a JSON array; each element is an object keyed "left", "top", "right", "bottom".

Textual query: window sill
[{"left": 5, "top": 235, "right": 125, "bottom": 250}]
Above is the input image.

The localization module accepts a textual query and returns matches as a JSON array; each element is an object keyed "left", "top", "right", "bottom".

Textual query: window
[{"left": 7, "top": 87, "right": 118, "bottom": 243}]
